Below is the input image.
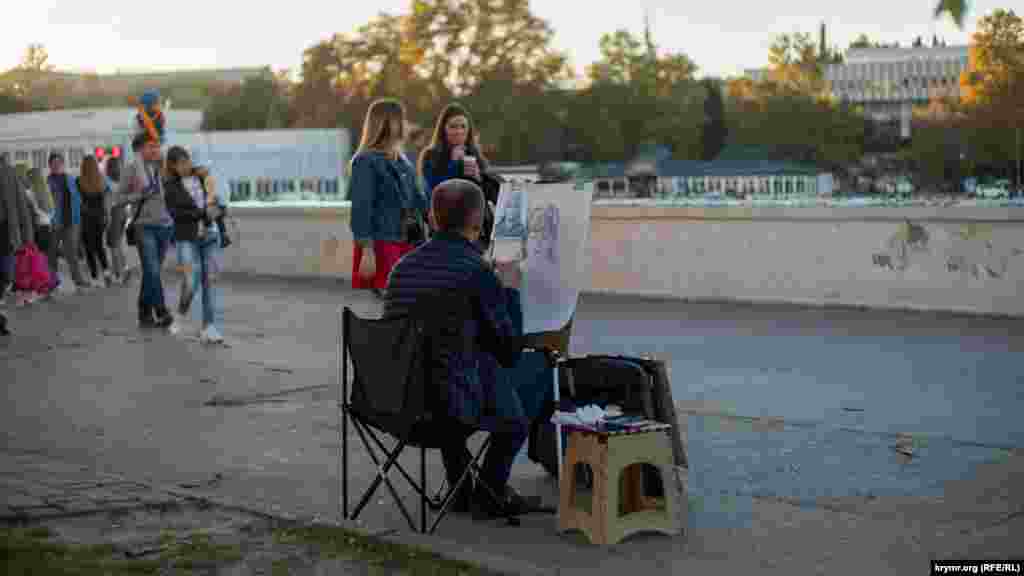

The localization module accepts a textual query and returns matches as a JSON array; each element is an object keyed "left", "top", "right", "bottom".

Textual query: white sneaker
[
  {"left": 200, "top": 325, "right": 224, "bottom": 345},
  {"left": 167, "top": 320, "right": 181, "bottom": 336}
]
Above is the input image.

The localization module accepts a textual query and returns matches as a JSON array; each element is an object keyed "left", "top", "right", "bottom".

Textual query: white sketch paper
[
  {"left": 492, "top": 180, "right": 593, "bottom": 335},
  {"left": 491, "top": 182, "right": 529, "bottom": 263}
]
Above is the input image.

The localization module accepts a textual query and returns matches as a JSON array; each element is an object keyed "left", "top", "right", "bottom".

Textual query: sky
[{"left": 0, "top": 0, "right": 1009, "bottom": 80}]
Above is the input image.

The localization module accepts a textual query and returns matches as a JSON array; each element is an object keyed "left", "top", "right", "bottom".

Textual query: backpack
[
  {"left": 14, "top": 243, "right": 51, "bottom": 294},
  {"left": 528, "top": 354, "right": 676, "bottom": 497}
]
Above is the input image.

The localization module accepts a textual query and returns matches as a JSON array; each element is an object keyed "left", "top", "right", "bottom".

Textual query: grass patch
[
  {"left": 273, "top": 524, "right": 490, "bottom": 575},
  {"left": 1, "top": 526, "right": 161, "bottom": 575},
  {"left": 158, "top": 531, "right": 243, "bottom": 571}
]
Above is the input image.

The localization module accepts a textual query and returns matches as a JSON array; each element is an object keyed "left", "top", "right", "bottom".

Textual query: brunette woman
[
  {"left": 418, "top": 103, "right": 490, "bottom": 202},
  {"left": 348, "top": 98, "right": 427, "bottom": 298},
  {"left": 77, "top": 155, "right": 112, "bottom": 286}
]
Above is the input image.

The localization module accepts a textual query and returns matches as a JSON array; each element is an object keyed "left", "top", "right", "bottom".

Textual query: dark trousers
[
  {"left": 436, "top": 417, "right": 529, "bottom": 494},
  {"left": 81, "top": 213, "right": 108, "bottom": 279}
]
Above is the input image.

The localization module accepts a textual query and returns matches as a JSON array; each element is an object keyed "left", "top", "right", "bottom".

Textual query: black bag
[
  {"left": 125, "top": 197, "right": 147, "bottom": 246},
  {"left": 126, "top": 165, "right": 158, "bottom": 247},
  {"left": 480, "top": 171, "right": 502, "bottom": 205},
  {"left": 528, "top": 355, "right": 663, "bottom": 492}
]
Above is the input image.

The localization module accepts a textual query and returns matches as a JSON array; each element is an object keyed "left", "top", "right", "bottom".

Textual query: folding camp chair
[{"left": 337, "top": 297, "right": 520, "bottom": 534}]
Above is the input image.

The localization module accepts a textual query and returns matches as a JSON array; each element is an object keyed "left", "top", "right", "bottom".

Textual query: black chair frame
[{"left": 338, "top": 304, "right": 521, "bottom": 534}]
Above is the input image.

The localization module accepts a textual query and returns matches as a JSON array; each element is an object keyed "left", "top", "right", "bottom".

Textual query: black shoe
[
  {"left": 154, "top": 308, "right": 174, "bottom": 328},
  {"left": 138, "top": 305, "right": 156, "bottom": 328},
  {"left": 471, "top": 486, "right": 535, "bottom": 521},
  {"left": 0, "top": 313, "right": 10, "bottom": 336},
  {"left": 220, "top": 236, "right": 232, "bottom": 249}
]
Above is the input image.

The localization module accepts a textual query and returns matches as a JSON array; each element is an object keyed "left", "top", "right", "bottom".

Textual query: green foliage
[
  {"left": 701, "top": 79, "right": 728, "bottom": 161},
  {"left": 203, "top": 69, "right": 292, "bottom": 131},
  {"left": 934, "top": 0, "right": 968, "bottom": 28},
  {"left": 725, "top": 83, "right": 864, "bottom": 169}
]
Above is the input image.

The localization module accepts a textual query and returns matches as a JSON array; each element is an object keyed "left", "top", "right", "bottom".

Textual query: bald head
[{"left": 431, "top": 178, "right": 485, "bottom": 240}]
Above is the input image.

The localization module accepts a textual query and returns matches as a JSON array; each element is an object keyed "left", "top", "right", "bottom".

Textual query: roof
[
  {"left": 844, "top": 45, "right": 967, "bottom": 64},
  {"left": 580, "top": 158, "right": 819, "bottom": 179},
  {"left": 0, "top": 107, "right": 203, "bottom": 142}
]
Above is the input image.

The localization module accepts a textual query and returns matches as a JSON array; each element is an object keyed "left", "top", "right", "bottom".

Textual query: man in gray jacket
[
  {"left": 0, "top": 153, "right": 34, "bottom": 335},
  {"left": 118, "top": 132, "right": 174, "bottom": 328}
]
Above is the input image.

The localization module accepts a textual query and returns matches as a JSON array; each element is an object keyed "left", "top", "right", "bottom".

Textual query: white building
[
  {"left": 0, "top": 107, "right": 203, "bottom": 174},
  {"left": 172, "top": 129, "right": 350, "bottom": 204},
  {"left": 826, "top": 45, "right": 969, "bottom": 139}
]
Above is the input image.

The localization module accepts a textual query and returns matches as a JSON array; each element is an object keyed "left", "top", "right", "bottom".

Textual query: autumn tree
[
  {"left": 959, "top": 9, "right": 1024, "bottom": 184},
  {"left": 292, "top": 0, "right": 570, "bottom": 162},
  {"left": 767, "top": 32, "right": 833, "bottom": 94}
]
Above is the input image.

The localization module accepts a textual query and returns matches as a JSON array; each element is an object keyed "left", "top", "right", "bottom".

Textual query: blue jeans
[
  {"left": 178, "top": 228, "right": 222, "bottom": 328},
  {"left": 139, "top": 225, "right": 173, "bottom": 312}
]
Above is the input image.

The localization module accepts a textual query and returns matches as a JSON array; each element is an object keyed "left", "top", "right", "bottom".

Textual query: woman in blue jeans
[{"left": 164, "top": 146, "right": 225, "bottom": 344}]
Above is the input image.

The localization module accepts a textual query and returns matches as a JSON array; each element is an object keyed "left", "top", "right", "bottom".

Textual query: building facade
[
  {"left": 826, "top": 45, "right": 969, "bottom": 139},
  {"left": 584, "top": 158, "right": 831, "bottom": 200}
]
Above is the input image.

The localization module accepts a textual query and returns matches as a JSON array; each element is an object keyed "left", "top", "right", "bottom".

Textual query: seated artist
[{"left": 383, "top": 178, "right": 534, "bottom": 520}]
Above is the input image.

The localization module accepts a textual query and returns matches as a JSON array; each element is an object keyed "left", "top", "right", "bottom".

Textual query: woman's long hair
[
  {"left": 79, "top": 155, "right": 106, "bottom": 196},
  {"left": 349, "top": 99, "right": 406, "bottom": 173},
  {"left": 418, "top": 103, "right": 487, "bottom": 179}
]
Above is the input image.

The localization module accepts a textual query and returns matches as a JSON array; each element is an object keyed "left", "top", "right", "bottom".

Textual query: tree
[
  {"left": 700, "top": 79, "right": 728, "bottom": 161},
  {"left": 569, "top": 28, "right": 701, "bottom": 162},
  {"left": 767, "top": 32, "right": 830, "bottom": 93},
  {"left": 405, "top": 0, "right": 571, "bottom": 97},
  {"left": 0, "top": 92, "right": 30, "bottom": 114},
  {"left": 21, "top": 44, "right": 53, "bottom": 73},
  {"left": 962, "top": 9, "right": 1023, "bottom": 106},
  {"left": 203, "top": 69, "right": 292, "bottom": 131},
  {"left": 935, "top": 0, "right": 968, "bottom": 29},
  {"left": 959, "top": 9, "right": 1024, "bottom": 185},
  {"left": 848, "top": 34, "right": 898, "bottom": 49}
]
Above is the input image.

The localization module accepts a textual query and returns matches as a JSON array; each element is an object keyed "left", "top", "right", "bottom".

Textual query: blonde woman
[{"left": 348, "top": 98, "right": 427, "bottom": 297}]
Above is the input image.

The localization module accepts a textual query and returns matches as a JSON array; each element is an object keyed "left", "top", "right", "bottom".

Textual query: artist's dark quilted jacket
[{"left": 383, "top": 232, "right": 525, "bottom": 427}]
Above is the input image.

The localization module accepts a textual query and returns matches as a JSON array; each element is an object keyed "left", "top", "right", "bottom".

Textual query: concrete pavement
[{"left": 3, "top": 276, "right": 1023, "bottom": 574}]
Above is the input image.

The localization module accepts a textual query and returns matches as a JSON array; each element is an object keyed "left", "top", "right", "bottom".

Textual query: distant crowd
[{"left": 0, "top": 131, "right": 230, "bottom": 341}]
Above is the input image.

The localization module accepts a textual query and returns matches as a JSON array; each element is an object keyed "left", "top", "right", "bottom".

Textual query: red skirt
[{"left": 352, "top": 240, "right": 415, "bottom": 290}]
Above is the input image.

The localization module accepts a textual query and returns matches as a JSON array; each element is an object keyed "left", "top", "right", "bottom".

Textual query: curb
[{"left": 134, "top": 480, "right": 557, "bottom": 576}]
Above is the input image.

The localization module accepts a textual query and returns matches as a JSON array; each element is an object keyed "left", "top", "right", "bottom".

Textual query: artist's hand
[{"left": 451, "top": 145, "right": 466, "bottom": 162}]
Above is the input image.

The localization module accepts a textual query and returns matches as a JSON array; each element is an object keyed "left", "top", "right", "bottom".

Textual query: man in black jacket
[
  {"left": 383, "top": 178, "right": 534, "bottom": 520},
  {"left": 1, "top": 153, "right": 34, "bottom": 335}
]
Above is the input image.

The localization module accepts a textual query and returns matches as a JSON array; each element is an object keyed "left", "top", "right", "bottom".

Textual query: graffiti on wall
[
  {"left": 872, "top": 220, "right": 1024, "bottom": 280},
  {"left": 872, "top": 220, "right": 930, "bottom": 271}
]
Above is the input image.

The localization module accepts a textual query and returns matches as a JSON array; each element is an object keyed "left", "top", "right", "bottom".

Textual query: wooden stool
[{"left": 558, "top": 423, "right": 681, "bottom": 545}]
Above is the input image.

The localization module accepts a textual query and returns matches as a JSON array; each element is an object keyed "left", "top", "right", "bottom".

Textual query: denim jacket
[
  {"left": 349, "top": 151, "right": 427, "bottom": 244},
  {"left": 49, "top": 173, "right": 81, "bottom": 228}
]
